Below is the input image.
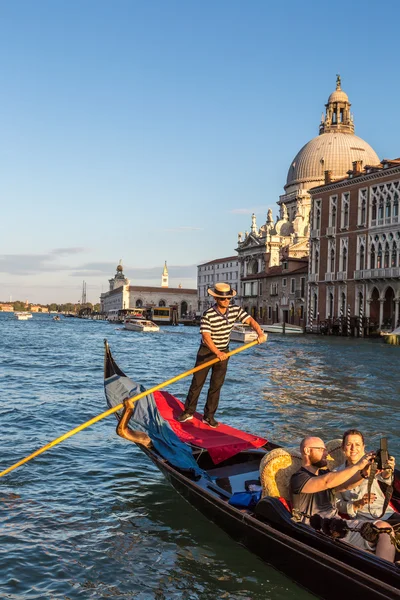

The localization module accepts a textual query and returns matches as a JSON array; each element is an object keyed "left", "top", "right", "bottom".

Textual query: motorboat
[
  {"left": 124, "top": 317, "right": 160, "bottom": 332},
  {"left": 103, "top": 342, "right": 400, "bottom": 600},
  {"left": 230, "top": 323, "right": 260, "bottom": 343},
  {"left": 261, "top": 323, "right": 303, "bottom": 334},
  {"left": 14, "top": 312, "right": 32, "bottom": 320}
]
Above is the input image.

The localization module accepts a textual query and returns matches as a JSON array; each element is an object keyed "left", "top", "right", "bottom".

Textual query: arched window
[
  {"left": 384, "top": 243, "right": 390, "bottom": 268},
  {"left": 343, "top": 203, "right": 349, "bottom": 227},
  {"left": 361, "top": 199, "right": 366, "bottom": 224},
  {"left": 315, "top": 250, "right": 319, "bottom": 274},
  {"left": 392, "top": 242, "right": 397, "bottom": 268},
  {"left": 386, "top": 200, "right": 391, "bottom": 219},
  {"left": 342, "top": 247, "right": 347, "bottom": 272},
  {"left": 180, "top": 301, "right": 188, "bottom": 316},
  {"left": 359, "top": 245, "right": 365, "bottom": 270},
  {"left": 136, "top": 299, "right": 143, "bottom": 308},
  {"left": 377, "top": 243, "right": 383, "bottom": 269},
  {"left": 370, "top": 244, "right": 375, "bottom": 269},
  {"left": 378, "top": 197, "right": 384, "bottom": 220},
  {"left": 394, "top": 193, "right": 399, "bottom": 217},
  {"left": 330, "top": 248, "right": 335, "bottom": 273},
  {"left": 371, "top": 198, "right": 377, "bottom": 221},
  {"left": 332, "top": 203, "right": 336, "bottom": 225},
  {"left": 316, "top": 208, "right": 321, "bottom": 230},
  {"left": 158, "top": 299, "right": 166, "bottom": 307}
]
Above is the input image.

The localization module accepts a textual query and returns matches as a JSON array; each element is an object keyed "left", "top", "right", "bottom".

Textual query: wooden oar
[{"left": 0, "top": 339, "right": 260, "bottom": 479}]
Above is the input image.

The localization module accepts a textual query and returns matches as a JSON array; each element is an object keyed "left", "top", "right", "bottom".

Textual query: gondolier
[{"left": 177, "top": 282, "right": 266, "bottom": 428}]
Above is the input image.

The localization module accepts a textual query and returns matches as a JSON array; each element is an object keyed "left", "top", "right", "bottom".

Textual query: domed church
[{"left": 237, "top": 76, "right": 380, "bottom": 322}]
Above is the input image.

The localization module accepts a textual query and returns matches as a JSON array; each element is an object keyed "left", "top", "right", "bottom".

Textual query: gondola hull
[{"left": 104, "top": 342, "right": 400, "bottom": 600}]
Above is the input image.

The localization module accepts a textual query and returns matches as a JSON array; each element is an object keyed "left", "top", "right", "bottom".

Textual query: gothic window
[
  {"left": 358, "top": 189, "right": 367, "bottom": 226},
  {"left": 370, "top": 244, "right": 375, "bottom": 269},
  {"left": 359, "top": 245, "right": 365, "bottom": 270},
  {"left": 341, "top": 193, "right": 350, "bottom": 228},
  {"left": 371, "top": 198, "right": 377, "bottom": 221},
  {"left": 384, "top": 243, "right": 390, "bottom": 268},
  {"left": 316, "top": 207, "right": 321, "bottom": 230},
  {"left": 315, "top": 249, "right": 319, "bottom": 274},
  {"left": 377, "top": 243, "right": 382, "bottom": 269},
  {"left": 378, "top": 197, "right": 384, "bottom": 220},
  {"left": 386, "top": 200, "right": 391, "bottom": 219},
  {"left": 394, "top": 193, "right": 399, "bottom": 218},
  {"left": 159, "top": 299, "right": 166, "bottom": 307},
  {"left": 136, "top": 299, "right": 143, "bottom": 307},
  {"left": 342, "top": 247, "right": 347, "bottom": 272},
  {"left": 392, "top": 242, "right": 397, "bottom": 267},
  {"left": 330, "top": 248, "right": 335, "bottom": 273}
]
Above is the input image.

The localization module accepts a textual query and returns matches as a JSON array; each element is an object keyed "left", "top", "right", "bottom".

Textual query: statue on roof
[
  {"left": 251, "top": 213, "right": 258, "bottom": 234},
  {"left": 336, "top": 74, "right": 341, "bottom": 89}
]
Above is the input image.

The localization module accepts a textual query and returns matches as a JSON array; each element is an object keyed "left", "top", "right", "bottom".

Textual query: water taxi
[
  {"left": 124, "top": 317, "right": 160, "bottom": 332},
  {"left": 230, "top": 323, "right": 260, "bottom": 343},
  {"left": 262, "top": 323, "right": 303, "bottom": 334}
]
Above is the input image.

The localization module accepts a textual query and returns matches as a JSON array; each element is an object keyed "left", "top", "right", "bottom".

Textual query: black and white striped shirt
[{"left": 200, "top": 304, "right": 250, "bottom": 350}]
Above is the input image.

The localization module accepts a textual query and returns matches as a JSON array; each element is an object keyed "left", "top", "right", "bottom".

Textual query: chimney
[
  {"left": 352, "top": 160, "right": 362, "bottom": 175},
  {"left": 324, "top": 170, "right": 333, "bottom": 184}
]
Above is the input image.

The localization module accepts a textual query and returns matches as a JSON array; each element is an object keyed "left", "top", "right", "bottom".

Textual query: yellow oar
[{"left": 0, "top": 339, "right": 260, "bottom": 479}]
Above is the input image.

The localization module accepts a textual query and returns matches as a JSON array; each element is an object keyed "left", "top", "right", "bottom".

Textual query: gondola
[{"left": 104, "top": 341, "right": 400, "bottom": 600}]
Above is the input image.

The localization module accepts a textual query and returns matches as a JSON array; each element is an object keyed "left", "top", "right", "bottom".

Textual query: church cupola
[
  {"left": 161, "top": 261, "right": 169, "bottom": 287},
  {"left": 319, "top": 75, "right": 354, "bottom": 135}
]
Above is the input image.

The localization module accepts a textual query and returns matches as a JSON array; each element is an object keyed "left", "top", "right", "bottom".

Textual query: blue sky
[{"left": 1, "top": 1, "right": 400, "bottom": 303}]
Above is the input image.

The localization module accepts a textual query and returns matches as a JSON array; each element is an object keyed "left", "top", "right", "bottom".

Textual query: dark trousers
[{"left": 185, "top": 345, "right": 229, "bottom": 419}]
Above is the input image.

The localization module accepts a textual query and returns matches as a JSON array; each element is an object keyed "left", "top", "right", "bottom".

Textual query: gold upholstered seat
[{"left": 259, "top": 448, "right": 302, "bottom": 501}]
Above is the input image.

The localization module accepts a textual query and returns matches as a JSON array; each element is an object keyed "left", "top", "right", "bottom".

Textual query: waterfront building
[
  {"left": 0, "top": 303, "right": 14, "bottom": 312},
  {"left": 197, "top": 256, "right": 240, "bottom": 312},
  {"left": 236, "top": 76, "right": 380, "bottom": 327},
  {"left": 100, "top": 262, "right": 197, "bottom": 318},
  {"left": 309, "top": 158, "right": 400, "bottom": 333}
]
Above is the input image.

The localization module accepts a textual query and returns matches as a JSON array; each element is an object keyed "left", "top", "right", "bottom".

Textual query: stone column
[
  {"left": 243, "top": 260, "right": 247, "bottom": 278},
  {"left": 379, "top": 299, "right": 384, "bottom": 330}
]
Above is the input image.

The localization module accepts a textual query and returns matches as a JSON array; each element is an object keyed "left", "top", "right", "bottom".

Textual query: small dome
[
  {"left": 286, "top": 132, "right": 379, "bottom": 192},
  {"left": 327, "top": 89, "right": 349, "bottom": 104}
]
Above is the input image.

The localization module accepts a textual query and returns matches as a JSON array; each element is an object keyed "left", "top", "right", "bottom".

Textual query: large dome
[{"left": 285, "top": 132, "right": 380, "bottom": 193}]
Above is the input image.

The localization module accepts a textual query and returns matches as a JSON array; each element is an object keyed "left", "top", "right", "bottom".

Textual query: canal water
[{"left": 0, "top": 313, "right": 399, "bottom": 599}]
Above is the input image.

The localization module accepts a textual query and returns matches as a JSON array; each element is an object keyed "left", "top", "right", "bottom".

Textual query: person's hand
[
  {"left": 257, "top": 333, "right": 267, "bottom": 344},
  {"left": 354, "top": 493, "right": 377, "bottom": 509},
  {"left": 217, "top": 351, "right": 228, "bottom": 361},
  {"left": 357, "top": 451, "right": 375, "bottom": 470},
  {"left": 382, "top": 456, "right": 395, "bottom": 479}
]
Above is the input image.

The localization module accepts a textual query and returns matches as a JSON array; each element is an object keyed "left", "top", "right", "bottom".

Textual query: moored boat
[
  {"left": 262, "top": 323, "right": 303, "bottom": 334},
  {"left": 124, "top": 317, "right": 160, "bottom": 332},
  {"left": 103, "top": 342, "right": 400, "bottom": 600},
  {"left": 14, "top": 312, "right": 32, "bottom": 320},
  {"left": 230, "top": 323, "right": 260, "bottom": 343}
]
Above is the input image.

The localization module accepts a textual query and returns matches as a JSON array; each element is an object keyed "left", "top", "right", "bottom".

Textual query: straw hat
[{"left": 207, "top": 282, "right": 237, "bottom": 298}]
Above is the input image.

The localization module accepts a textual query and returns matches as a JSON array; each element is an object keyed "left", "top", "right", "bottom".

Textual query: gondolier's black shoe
[
  {"left": 202, "top": 416, "right": 219, "bottom": 428},
  {"left": 177, "top": 411, "right": 193, "bottom": 423}
]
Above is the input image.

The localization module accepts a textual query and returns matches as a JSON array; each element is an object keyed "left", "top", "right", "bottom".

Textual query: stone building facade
[
  {"left": 236, "top": 76, "right": 380, "bottom": 326},
  {"left": 197, "top": 256, "right": 240, "bottom": 312},
  {"left": 100, "top": 262, "right": 197, "bottom": 317},
  {"left": 309, "top": 159, "right": 400, "bottom": 332}
]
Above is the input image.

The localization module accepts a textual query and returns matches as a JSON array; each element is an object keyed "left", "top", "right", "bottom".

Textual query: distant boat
[
  {"left": 14, "top": 312, "right": 32, "bottom": 321},
  {"left": 124, "top": 317, "right": 160, "bottom": 332},
  {"left": 261, "top": 323, "right": 303, "bottom": 335},
  {"left": 230, "top": 323, "right": 260, "bottom": 343}
]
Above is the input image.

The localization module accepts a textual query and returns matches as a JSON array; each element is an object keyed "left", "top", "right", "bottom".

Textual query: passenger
[
  {"left": 335, "top": 429, "right": 398, "bottom": 523},
  {"left": 116, "top": 400, "right": 152, "bottom": 447},
  {"left": 290, "top": 436, "right": 395, "bottom": 563}
]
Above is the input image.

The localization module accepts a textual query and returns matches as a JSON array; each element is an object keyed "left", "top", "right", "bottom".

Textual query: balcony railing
[
  {"left": 308, "top": 273, "right": 318, "bottom": 283},
  {"left": 325, "top": 273, "right": 334, "bottom": 282},
  {"left": 310, "top": 229, "right": 320, "bottom": 239},
  {"left": 336, "top": 271, "right": 347, "bottom": 281},
  {"left": 354, "top": 267, "right": 400, "bottom": 280},
  {"left": 326, "top": 226, "right": 336, "bottom": 237}
]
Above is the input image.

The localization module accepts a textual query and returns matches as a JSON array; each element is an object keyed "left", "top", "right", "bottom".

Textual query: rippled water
[{"left": 1, "top": 313, "right": 399, "bottom": 599}]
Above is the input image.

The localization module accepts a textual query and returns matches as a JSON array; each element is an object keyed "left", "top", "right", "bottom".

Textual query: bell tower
[{"left": 161, "top": 261, "right": 169, "bottom": 288}]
